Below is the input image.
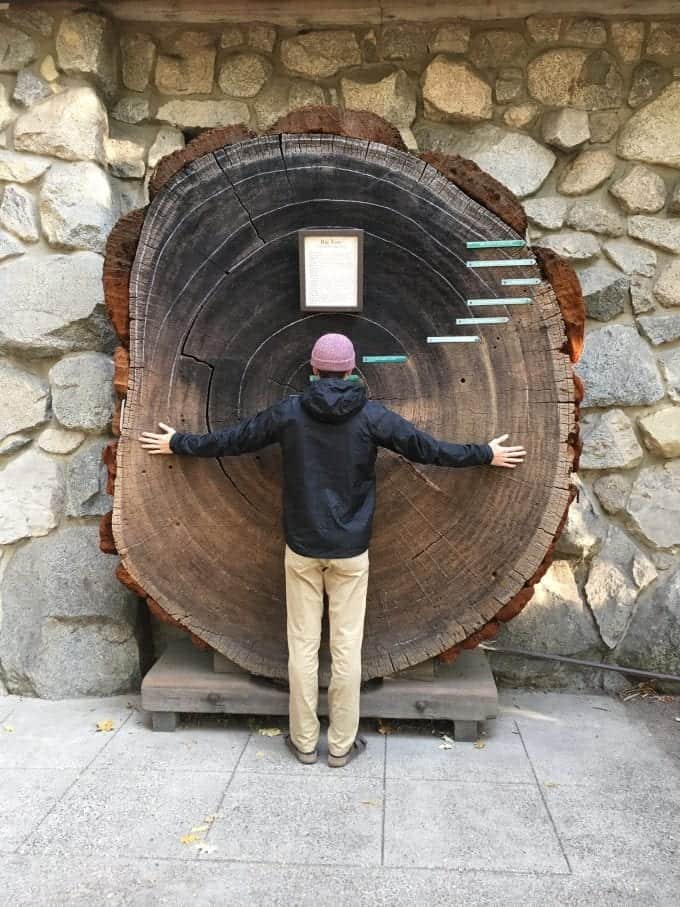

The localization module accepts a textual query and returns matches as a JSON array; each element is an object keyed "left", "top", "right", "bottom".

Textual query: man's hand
[
  {"left": 489, "top": 433, "right": 526, "bottom": 468},
  {"left": 138, "top": 422, "right": 177, "bottom": 455}
]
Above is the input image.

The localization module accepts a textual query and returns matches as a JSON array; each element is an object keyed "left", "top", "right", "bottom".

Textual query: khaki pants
[{"left": 284, "top": 544, "right": 369, "bottom": 757}]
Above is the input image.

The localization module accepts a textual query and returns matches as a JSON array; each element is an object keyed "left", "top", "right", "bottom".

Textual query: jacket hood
[{"left": 300, "top": 378, "right": 367, "bottom": 424}]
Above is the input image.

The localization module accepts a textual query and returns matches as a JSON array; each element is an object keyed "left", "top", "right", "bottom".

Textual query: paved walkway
[{"left": 1, "top": 689, "right": 678, "bottom": 906}]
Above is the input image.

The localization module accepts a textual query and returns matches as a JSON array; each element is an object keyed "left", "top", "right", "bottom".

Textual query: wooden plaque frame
[{"left": 298, "top": 228, "right": 364, "bottom": 313}]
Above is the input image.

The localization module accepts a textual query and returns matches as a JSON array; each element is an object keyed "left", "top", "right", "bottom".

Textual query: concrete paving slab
[
  {"left": 500, "top": 690, "right": 630, "bottom": 726},
  {"left": 545, "top": 783, "right": 680, "bottom": 880},
  {"left": 92, "top": 712, "right": 250, "bottom": 773},
  {"left": 0, "top": 695, "right": 135, "bottom": 770},
  {"left": 0, "top": 769, "right": 79, "bottom": 854},
  {"left": 383, "top": 778, "right": 569, "bottom": 873},
  {"left": 237, "top": 724, "right": 385, "bottom": 778},
  {"left": 20, "top": 766, "right": 234, "bottom": 860},
  {"left": 514, "top": 708, "right": 679, "bottom": 791},
  {"left": 2, "top": 855, "right": 676, "bottom": 907},
  {"left": 385, "top": 715, "right": 533, "bottom": 783},
  {"left": 200, "top": 772, "right": 383, "bottom": 866}
]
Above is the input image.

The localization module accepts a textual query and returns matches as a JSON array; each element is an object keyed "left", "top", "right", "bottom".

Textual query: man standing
[{"left": 139, "top": 333, "right": 526, "bottom": 767}]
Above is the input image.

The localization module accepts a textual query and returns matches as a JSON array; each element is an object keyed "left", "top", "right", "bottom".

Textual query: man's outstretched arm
[
  {"left": 369, "top": 405, "right": 526, "bottom": 469},
  {"left": 138, "top": 405, "right": 282, "bottom": 457}
]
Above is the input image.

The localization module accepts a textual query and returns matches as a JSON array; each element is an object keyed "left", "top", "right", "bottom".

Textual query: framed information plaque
[{"left": 298, "top": 229, "right": 364, "bottom": 312}]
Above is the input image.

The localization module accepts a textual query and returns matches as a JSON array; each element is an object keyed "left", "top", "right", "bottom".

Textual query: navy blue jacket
[{"left": 169, "top": 378, "right": 493, "bottom": 558}]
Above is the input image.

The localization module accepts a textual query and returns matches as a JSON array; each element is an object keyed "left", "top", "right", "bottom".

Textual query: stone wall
[{"left": 0, "top": 8, "right": 679, "bottom": 697}]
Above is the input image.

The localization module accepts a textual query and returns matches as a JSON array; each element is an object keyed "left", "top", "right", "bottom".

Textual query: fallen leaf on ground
[
  {"left": 544, "top": 781, "right": 559, "bottom": 788},
  {"left": 473, "top": 740, "right": 486, "bottom": 749},
  {"left": 3, "top": 724, "right": 15, "bottom": 733},
  {"left": 257, "top": 727, "right": 281, "bottom": 737},
  {"left": 96, "top": 720, "right": 115, "bottom": 732},
  {"left": 180, "top": 833, "right": 201, "bottom": 845},
  {"left": 438, "top": 734, "right": 454, "bottom": 750},
  {"left": 360, "top": 799, "right": 382, "bottom": 807},
  {"left": 203, "top": 815, "right": 217, "bottom": 824},
  {"left": 255, "top": 751, "right": 265, "bottom": 758},
  {"left": 191, "top": 825, "right": 210, "bottom": 834},
  {"left": 377, "top": 718, "right": 394, "bottom": 735}
]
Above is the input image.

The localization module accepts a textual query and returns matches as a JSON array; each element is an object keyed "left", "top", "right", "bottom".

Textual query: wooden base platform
[{"left": 141, "top": 640, "right": 499, "bottom": 741}]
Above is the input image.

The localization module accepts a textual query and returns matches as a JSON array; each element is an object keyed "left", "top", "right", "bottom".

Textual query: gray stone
[
  {"left": 555, "top": 478, "right": 604, "bottom": 559},
  {"left": 579, "top": 263, "right": 629, "bottom": 321},
  {"left": 341, "top": 69, "right": 416, "bottom": 127},
  {"left": 592, "top": 473, "right": 630, "bottom": 514},
  {"left": 156, "top": 42, "right": 216, "bottom": 96},
  {"left": 0, "top": 523, "right": 139, "bottom": 698},
  {"left": 220, "top": 26, "right": 243, "bottom": 50},
  {"left": 626, "top": 461, "right": 680, "bottom": 549},
  {"left": 0, "top": 229, "right": 23, "bottom": 261},
  {"left": 580, "top": 409, "right": 643, "bottom": 470},
  {"left": 630, "top": 275, "right": 656, "bottom": 314},
  {"left": 252, "top": 80, "right": 291, "bottom": 130},
  {"left": 0, "top": 448, "right": 65, "bottom": 544},
  {"left": 527, "top": 48, "right": 623, "bottom": 110},
  {"left": 0, "top": 148, "right": 50, "bottom": 182},
  {"left": 40, "top": 54, "right": 58, "bottom": 81},
  {"left": 564, "top": 18, "right": 607, "bottom": 46},
  {"left": 66, "top": 438, "right": 111, "bottom": 517},
  {"left": 156, "top": 99, "right": 250, "bottom": 129},
  {"left": 105, "top": 138, "right": 145, "bottom": 179},
  {"left": 280, "top": 30, "right": 360, "bottom": 79},
  {"left": 541, "top": 108, "right": 590, "bottom": 150},
  {"left": 557, "top": 149, "right": 616, "bottom": 196},
  {"left": 609, "top": 165, "right": 666, "bottom": 215},
  {"left": 0, "top": 184, "right": 39, "bottom": 242},
  {"left": 38, "top": 425, "right": 85, "bottom": 454},
  {"left": 147, "top": 126, "right": 185, "bottom": 169},
  {"left": 40, "top": 161, "right": 118, "bottom": 254},
  {"left": 502, "top": 102, "right": 539, "bottom": 129},
  {"left": 588, "top": 110, "right": 619, "bottom": 143},
  {"left": 111, "top": 97, "right": 150, "bottom": 125},
  {"left": 670, "top": 183, "right": 680, "bottom": 215},
  {"left": 652, "top": 258, "right": 680, "bottom": 308},
  {"left": 627, "top": 61, "right": 671, "bottom": 109},
  {"left": 523, "top": 196, "right": 568, "bottom": 230},
  {"left": 0, "top": 252, "right": 110, "bottom": 357},
  {"left": 55, "top": 12, "right": 116, "bottom": 89},
  {"left": 602, "top": 238, "right": 656, "bottom": 278},
  {"left": 49, "top": 352, "right": 114, "bottom": 433},
  {"left": 494, "top": 71, "right": 523, "bottom": 104},
  {"left": 288, "top": 80, "right": 325, "bottom": 112},
  {"left": 246, "top": 23, "right": 276, "bottom": 54},
  {"left": 566, "top": 200, "right": 625, "bottom": 236},
  {"left": 421, "top": 58, "right": 492, "bottom": 123},
  {"left": 0, "top": 23, "right": 37, "bottom": 72},
  {"left": 614, "top": 566, "right": 680, "bottom": 677},
  {"left": 575, "top": 324, "right": 664, "bottom": 407},
  {"left": 121, "top": 32, "right": 155, "bottom": 92},
  {"left": 0, "top": 360, "right": 49, "bottom": 441},
  {"left": 638, "top": 407, "right": 680, "bottom": 458},
  {"left": 610, "top": 20, "right": 645, "bottom": 62},
  {"left": 646, "top": 22, "right": 680, "bottom": 56},
  {"left": 496, "top": 560, "right": 602, "bottom": 655},
  {"left": 0, "top": 433, "right": 31, "bottom": 456},
  {"left": 659, "top": 348, "right": 680, "bottom": 402},
  {"left": 628, "top": 215, "right": 680, "bottom": 253},
  {"left": 526, "top": 15, "right": 562, "bottom": 44},
  {"left": 533, "top": 231, "right": 600, "bottom": 261},
  {"left": 415, "top": 123, "right": 554, "bottom": 198},
  {"left": 12, "top": 69, "right": 53, "bottom": 107},
  {"left": 637, "top": 313, "right": 680, "bottom": 345},
  {"left": 218, "top": 52, "right": 272, "bottom": 98},
  {"left": 619, "top": 83, "right": 680, "bottom": 169},
  {"left": 468, "top": 30, "right": 527, "bottom": 68},
  {"left": 380, "top": 22, "right": 429, "bottom": 61},
  {"left": 6, "top": 9, "right": 54, "bottom": 37},
  {"left": 0, "top": 82, "right": 15, "bottom": 132},
  {"left": 428, "top": 22, "right": 470, "bottom": 54},
  {"left": 14, "top": 87, "right": 108, "bottom": 164},
  {"left": 115, "top": 177, "right": 148, "bottom": 215},
  {"left": 585, "top": 525, "right": 657, "bottom": 649}
]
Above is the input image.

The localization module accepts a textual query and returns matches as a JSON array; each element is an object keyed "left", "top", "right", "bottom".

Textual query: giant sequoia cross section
[{"left": 102, "top": 111, "right": 583, "bottom": 682}]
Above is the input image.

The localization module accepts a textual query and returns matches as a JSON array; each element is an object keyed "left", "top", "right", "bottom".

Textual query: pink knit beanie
[{"left": 310, "top": 333, "right": 356, "bottom": 372}]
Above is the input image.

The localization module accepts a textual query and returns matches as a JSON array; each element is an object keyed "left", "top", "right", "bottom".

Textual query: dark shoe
[
  {"left": 284, "top": 734, "right": 318, "bottom": 765},
  {"left": 328, "top": 735, "right": 367, "bottom": 768}
]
